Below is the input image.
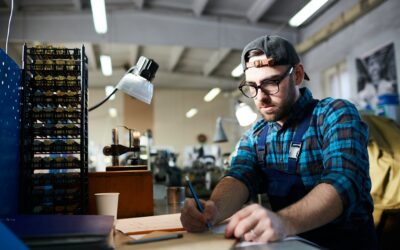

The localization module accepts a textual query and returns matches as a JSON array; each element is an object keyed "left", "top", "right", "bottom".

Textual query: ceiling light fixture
[
  {"left": 212, "top": 117, "right": 240, "bottom": 143},
  {"left": 90, "top": 0, "right": 108, "bottom": 34},
  {"left": 100, "top": 55, "right": 112, "bottom": 76},
  {"left": 289, "top": 0, "right": 329, "bottom": 27},
  {"left": 204, "top": 88, "right": 221, "bottom": 102},
  {"left": 213, "top": 117, "right": 229, "bottom": 143},
  {"left": 186, "top": 108, "right": 198, "bottom": 118},
  {"left": 231, "top": 64, "right": 243, "bottom": 77}
]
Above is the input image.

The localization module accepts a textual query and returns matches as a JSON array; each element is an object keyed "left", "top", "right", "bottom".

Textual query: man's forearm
[
  {"left": 278, "top": 183, "right": 343, "bottom": 236},
  {"left": 210, "top": 177, "right": 249, "bottom": 223}
]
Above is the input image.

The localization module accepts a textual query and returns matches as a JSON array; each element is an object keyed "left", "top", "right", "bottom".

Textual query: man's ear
[{"left": 294, "top": 64, "right": 305, "bottom": 86}]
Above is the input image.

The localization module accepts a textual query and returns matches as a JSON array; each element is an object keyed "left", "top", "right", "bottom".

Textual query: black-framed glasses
[{"left": 238, "top": 66, "right": 294, "bottom": 98}]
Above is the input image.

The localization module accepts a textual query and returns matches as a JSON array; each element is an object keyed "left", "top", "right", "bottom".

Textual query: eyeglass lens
[{"left": 240, "top": 66, "right": 293, "bottom": 98}]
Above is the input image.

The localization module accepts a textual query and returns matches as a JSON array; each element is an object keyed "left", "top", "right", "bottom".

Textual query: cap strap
[{"left": 245, "top": 58, "right": 275, "bottom": 69}]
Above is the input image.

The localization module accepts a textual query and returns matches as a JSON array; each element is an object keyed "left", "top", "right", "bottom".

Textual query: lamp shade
[
  {"left": 115, "top": 56, "right": 159, "bottom": 104},
  {"left": 235, "top": 102, "right": 257, "bottom": 127},
  {"left": 116, "top": 73, "right": 153, "bottom": 104},
  {"left": 213, "top": 117, "right": 228, "bottom": 143},
  {"left": 89, "top": 56, "right": 158, "bottom": 112}
]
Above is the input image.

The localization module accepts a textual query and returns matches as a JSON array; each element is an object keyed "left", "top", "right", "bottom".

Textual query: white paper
[
  {"left": 116, "top": 213, "right": 183, "bottom": 234},
  {"left": 235, "top": 236, "right": 321, "bottom": 249},
  {"left": 211, "top": 222, "right": 227, "bottom": 234}
]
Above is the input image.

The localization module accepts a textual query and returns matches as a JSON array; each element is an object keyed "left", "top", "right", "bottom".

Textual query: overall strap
[
  {"left": 288, "top": 100, "right": 318, "bottom": 172},
  {"left": 257, "top": 100, "right": 319, "bottom": 171},
  {"left": 257, "top": 124, "right": 269, "bottom": 166}
]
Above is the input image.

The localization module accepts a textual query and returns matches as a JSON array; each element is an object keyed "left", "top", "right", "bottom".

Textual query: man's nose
[{"left": 256, "top": 88, "right": 271, "bottom": 101}]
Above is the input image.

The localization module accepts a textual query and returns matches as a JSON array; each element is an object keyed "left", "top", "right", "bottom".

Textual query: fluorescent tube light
[
  {"left": 100, "top": 55, "right": 112, "bottom": 76},
  {"left": 186, "top": 108, "right": 198, "bottom": 118},
  {"left": 289, "top": 0, "right": 329, "bottom": 27},
  {"left": 204, "top": 88, "right": 221, "bottom": 102},
  {"left": 231, "top": 64, "right": 243, "bottom": 77},
  {"left": 90, "top": 0, "right": 108, "bottom": 34}
]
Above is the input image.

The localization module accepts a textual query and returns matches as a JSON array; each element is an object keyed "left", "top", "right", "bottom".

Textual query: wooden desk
[
  {"left": 114, "top": 231, "right": 320, "bottom": 250},
  {"left": 88, "top": 170, "right": 153, "bottom": 218},
  {"left": 114, "top": 213, "right": 320, "bottom": 249}
]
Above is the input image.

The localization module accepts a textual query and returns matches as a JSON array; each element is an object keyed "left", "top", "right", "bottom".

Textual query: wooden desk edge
[{"left": 126, "top": 227, "right": 186, "bottom": 235}]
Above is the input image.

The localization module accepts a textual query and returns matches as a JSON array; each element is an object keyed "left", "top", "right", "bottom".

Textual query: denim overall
[{"left": 256, "top": 101, "right": 379, "bottom": 250}]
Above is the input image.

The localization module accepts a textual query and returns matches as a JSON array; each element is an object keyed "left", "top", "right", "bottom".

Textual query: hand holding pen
[{"left": 184, "top": 176, "right": 213, "bottom": 230}]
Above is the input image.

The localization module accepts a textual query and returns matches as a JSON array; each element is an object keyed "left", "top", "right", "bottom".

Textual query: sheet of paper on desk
[
  {"left": 235, "top": 236, "right": 321, "bottom": 249},
  {"left": 211, "top": 221, "right": 227, "bottom": 234},
  {"left": 116, "top": 213, "right": 184, "bottom": 235}
]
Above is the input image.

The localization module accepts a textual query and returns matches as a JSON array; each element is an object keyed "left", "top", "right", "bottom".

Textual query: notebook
[{"left": 2, "top": 215, "right": 114, "bottom": 250}]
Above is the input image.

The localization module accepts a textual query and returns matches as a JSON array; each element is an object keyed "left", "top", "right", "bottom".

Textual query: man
[{"left": 180, "top": 35, "right": 378, "bottom": 249}]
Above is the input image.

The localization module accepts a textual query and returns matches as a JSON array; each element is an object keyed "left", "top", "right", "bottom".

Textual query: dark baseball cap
[{"left": 241, "top": 35, "right": 310, "bottom": 80}]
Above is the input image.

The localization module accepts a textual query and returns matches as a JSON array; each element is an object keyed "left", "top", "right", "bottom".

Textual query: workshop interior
[{"left": 0, "top": 0, "right": 400, "bottom": 249}]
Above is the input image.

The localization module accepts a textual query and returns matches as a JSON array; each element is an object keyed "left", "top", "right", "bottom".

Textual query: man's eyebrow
[{"left": 258, "top": 75, "right": 281, "bottom": 83}]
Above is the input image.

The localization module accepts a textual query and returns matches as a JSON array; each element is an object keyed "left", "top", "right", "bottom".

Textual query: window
[{"left": 323, "top": 61, "right": 351, "bottom": 100}]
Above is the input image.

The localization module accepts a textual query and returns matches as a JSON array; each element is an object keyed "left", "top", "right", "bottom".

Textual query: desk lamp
[
  {"left": 89, "top": 56, "right": 158, "bottom": 169},
  {"left": 89, "top": 56, "right": 159, "bottom": 111}
]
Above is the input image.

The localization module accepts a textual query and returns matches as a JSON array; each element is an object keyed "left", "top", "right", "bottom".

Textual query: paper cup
[{"left": 95, "top": 193, "right": 119, "bottom": 219}]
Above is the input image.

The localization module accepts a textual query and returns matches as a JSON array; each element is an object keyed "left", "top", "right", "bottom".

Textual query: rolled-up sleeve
[{"left": 318, "top": 99, "right": 371, "bottom": 218}]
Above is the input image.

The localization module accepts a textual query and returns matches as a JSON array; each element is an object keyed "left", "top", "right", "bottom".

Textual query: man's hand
[
  {"left": 180, "top": 198, "right": 218, "bottom": 232},
  {"left": 225, "top": 204, "right": 292, "bottom": 242}
]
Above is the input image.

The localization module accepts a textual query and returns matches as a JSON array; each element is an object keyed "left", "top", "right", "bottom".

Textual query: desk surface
[
  {"left": 115, "top": 185, "right": 320, "bottom": 249},
  {"left": 114, "top": 230, "right": 320, "bottom": 250},
  {"left": 114, "top": 213, "right": 320, "bottom": 250}
]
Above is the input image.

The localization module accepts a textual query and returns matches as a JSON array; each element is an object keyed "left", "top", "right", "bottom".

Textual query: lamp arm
[{"left": 88, "top": 88, "right": 118, "bottom": 112}]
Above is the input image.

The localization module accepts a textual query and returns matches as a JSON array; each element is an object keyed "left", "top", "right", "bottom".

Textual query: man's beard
[{"left": 259, "top": 77, "right": 297, "bottom": 122}]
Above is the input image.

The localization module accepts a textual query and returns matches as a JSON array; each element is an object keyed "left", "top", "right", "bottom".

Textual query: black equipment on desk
[{"left": 102, "top": 126, "right": 141, "bottom": 167}]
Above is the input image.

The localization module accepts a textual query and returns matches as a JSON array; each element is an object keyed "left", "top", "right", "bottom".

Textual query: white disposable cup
[{"left": 95, "top": 193, "right": 120, "bottom": 219}]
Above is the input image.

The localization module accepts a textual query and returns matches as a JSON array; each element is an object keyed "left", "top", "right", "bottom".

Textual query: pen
[
  {"left": 126, "top": 233, "right": 183, "bottom": 245},
  {"left": 185, "top": 175, "right": 212, "bottom": 230}
]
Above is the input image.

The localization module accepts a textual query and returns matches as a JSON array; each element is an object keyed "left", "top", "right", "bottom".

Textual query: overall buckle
[{"left": 289, "top": 142, "right": 302, "bottom": 160}]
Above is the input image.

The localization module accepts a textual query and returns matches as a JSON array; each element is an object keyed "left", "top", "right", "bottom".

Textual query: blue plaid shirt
[{"left": 226, "top": 87, "right": 373, "bottom": 223}]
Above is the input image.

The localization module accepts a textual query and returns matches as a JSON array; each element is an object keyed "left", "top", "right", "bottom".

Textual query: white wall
[
  {"left": 88, "top": 88, "right": 125, "bottom": 171},
  {"left": 301, "top": 0, "right": 400, "bottom": 101},
  {"left": 153, "top": 88, "right": 240, "bottom": 167}
]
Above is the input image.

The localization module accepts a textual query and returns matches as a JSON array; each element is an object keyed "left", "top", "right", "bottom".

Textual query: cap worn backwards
[{"left": 240, "top": 35, "right": 310, "bottom": 80}]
